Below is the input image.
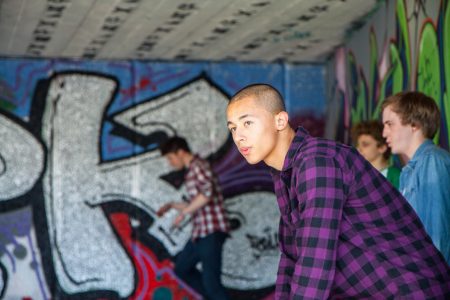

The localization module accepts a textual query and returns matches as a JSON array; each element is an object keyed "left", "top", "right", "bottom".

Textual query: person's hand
[
  {"left": 156, "top": 202, "right": 172, "bottom": 217},
  {"left": 172, "top": 212, "right": 185, "bottom": 227}
]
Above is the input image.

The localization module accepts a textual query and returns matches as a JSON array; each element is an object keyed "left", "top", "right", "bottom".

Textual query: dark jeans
[{"left": 174, "top": 231, "right": 229, "bottom": 300}]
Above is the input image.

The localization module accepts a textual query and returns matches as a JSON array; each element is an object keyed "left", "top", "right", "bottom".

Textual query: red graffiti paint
[
  {"left": 119, "top": 78, "right": 157, "bottom": 97},
  {"left": 109, "top": 212, "right": 200, "bottom": 300}
]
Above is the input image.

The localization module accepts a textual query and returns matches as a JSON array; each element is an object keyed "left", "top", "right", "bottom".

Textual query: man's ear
[
  {"left": 411, "top": 123, "right": 422, "bottom": 133},
  {"left": 275, "top": 111, "right": 289, "bottom": 130}
]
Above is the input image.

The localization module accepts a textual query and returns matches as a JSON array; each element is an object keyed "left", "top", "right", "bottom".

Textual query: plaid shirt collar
[
  {"left": 187, "top": 154, "right": 200, "bottom": 169},
  {"left": 271, "top": 126, "right": 309, "bottom": 176},
  {"left": 405, "top": 139, "right": 434, "bottom": 169},
  {"left": 282, "top": 126, "right": 309, "bottom": 171}
]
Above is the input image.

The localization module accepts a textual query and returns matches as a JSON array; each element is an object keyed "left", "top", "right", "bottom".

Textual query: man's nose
[{"left": 234, "top": 128, "right": 246, "bottom": 142}]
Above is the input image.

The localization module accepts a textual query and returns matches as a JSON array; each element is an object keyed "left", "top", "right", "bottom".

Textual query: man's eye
[
  {"left": 229, "top": 127, "right": 236, "bottom": 132},
  {"left": 244, "top": 121, "right": 252, "bottom": 126}
]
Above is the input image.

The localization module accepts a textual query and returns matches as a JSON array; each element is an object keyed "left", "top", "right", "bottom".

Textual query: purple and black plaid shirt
[{"left": 272, "top": 127, "right": 450, "bottom": 299}]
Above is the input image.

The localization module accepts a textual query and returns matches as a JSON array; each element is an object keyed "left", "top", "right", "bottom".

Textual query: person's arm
[
  {"left": 156, "top": 201, "right": 188, "bottom": 216},
  {"left": 290, "top": 156, "right": 345, "bottom": 299},
  {"left": 173, "top": 193, "right": 210, "bottom": 226},
  {"left": 157, "top": 194, "right": 211, "bottom": 226},
  {"left": 418, "top": 154, "right": 450, "bottom": 262},
  {"left": 171, "top": 202, "right": 188, "bottom": 211},
  {"left": 173, "top": 161, "right": 215, "bottom": 226},
  {"left": 275, "top": 217, "right": 295, "bottom": 298}
]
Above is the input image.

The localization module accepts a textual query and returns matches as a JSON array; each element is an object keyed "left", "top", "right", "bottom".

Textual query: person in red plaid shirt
[{"left": 157, "top": 136, "right": 229, "bottom": 300}]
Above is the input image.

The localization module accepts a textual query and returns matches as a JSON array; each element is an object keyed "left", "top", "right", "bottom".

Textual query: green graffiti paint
[
  {"left": 348, "top": 51, "right": 369, "bottom": 125},
  {"left": 373, "top": 67, "right": 392, "bottom": 119},
  {"left": 389, "top": 44, "right": 404, "bottom": 95},
  {"left": 0, "top": 98, "right": 16, "bottom": 111},
  {"left": 369, "top": 30, "right": 378, "bottom": 117},
  {"left": 396, "top": 0, "right": 411, "bottom": 87},
  {"left": 351, "top": 72, "right": 368, "bottom": 124},
  {"left": 372, "top": 44, "right": 404, "bottom": 119},
  {"left": 444, "top": 0, "right": 450, "bottom": 143},
  {"left": 417, "top": 22, "right": 441, "bottom": 104},
  {"left": 346, "top": 0, "right": 450, "bottom": 147},
  {"left": 417, "top": 22, "right": 441, "bottom": 144}
]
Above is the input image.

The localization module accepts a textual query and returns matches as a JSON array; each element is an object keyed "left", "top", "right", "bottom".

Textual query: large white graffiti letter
[
  {"left": 41, "top": 74, "right": 134, "bottom": 297},
  {"left": 0, "top": 114, "right": 43, "bottom": 200}
]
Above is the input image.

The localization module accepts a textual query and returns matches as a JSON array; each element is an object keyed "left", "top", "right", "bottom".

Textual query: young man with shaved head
[{"left": 226, "top": 84, "right": 450, "bottom": 299}]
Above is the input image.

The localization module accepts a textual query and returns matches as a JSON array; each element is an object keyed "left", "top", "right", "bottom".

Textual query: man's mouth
[{"left": 240, "top": 147, "right": 251, "bottom": 156}]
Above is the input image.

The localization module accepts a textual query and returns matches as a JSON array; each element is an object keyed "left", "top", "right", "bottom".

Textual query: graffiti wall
[
  {"left": 0, "top": 59, "right": 325, "bottom": 299},
  {"left": 326, "top": 0, "right": 450, "bottom": 150}
]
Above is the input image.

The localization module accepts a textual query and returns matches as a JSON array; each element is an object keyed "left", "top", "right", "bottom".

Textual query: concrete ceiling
[{"left": 0, "top": 0, "right": 378, "bottom": 63}]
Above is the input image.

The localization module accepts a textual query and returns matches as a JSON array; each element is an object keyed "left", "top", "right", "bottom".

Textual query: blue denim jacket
[{"left": 400, "top": 139, "right": 450, "bottom": 263}]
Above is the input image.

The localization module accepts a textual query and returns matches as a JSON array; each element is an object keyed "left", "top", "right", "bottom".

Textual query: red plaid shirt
[{"left": 185, "top": 155, "right": 229, "bottom": 240}]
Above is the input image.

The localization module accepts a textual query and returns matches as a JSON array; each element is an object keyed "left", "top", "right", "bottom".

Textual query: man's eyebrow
[
  {"left": 227, "top": 114, "right": 253, "bottom": 126},
  {"left": 238, "top": 114, "right": 251, "bottom": 120}
]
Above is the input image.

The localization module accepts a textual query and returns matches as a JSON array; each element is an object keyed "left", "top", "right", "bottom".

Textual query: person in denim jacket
[{"left": 382, "top": 91, "right": 450, "bottom": 263}]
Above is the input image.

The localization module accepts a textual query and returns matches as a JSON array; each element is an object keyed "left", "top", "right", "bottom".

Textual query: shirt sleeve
[
  {"left": 291, "top": 156, "right": 345, "bottom": 299},
  {"left": 192, "top": 162, "right": 214, "bottom": 198},
  {"left": 276, "top": 217, "right": 295, "bottom": 298},
  {"left": 418, "top": 154, "right": 450, "bottom": 263}
]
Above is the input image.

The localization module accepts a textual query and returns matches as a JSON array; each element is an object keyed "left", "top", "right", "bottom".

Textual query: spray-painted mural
[
  {"left": 0, "top": 59, "right": 325, "bottom": 299},
  {"left": 327, "top": 0, "right": 450, "bottom": 150}
]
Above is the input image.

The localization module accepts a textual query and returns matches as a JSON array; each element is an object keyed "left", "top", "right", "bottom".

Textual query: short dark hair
[
  {"left": 160, "top": 136, "right": 191, "bottom": 155},
  {"left": 381, "top": 91, "right": 440, "bottom": 139},
  {"left": 351, "top": 120, "right": 391, "bottom": 160},
  {"left": 229, "top": 83, "right": 285, "bottom": 114}
]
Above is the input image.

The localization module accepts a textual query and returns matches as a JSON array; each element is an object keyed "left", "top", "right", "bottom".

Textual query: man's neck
[
  {"left": 404, "top": 135, "right": 427, "bottom": 161},
  {"left": 265, "top": 126, "right": 296, "bottom": 171},
  {"left": 182, "top": 152, "right": 194, "bottom": 167},
  {"left": 371, "top": 157, "right": 389, "bottom": 171}
]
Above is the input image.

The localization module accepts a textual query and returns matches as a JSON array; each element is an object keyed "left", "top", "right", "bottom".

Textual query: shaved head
[{"left": 229, "top": 84, "right": 286, "bottom": 114}]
